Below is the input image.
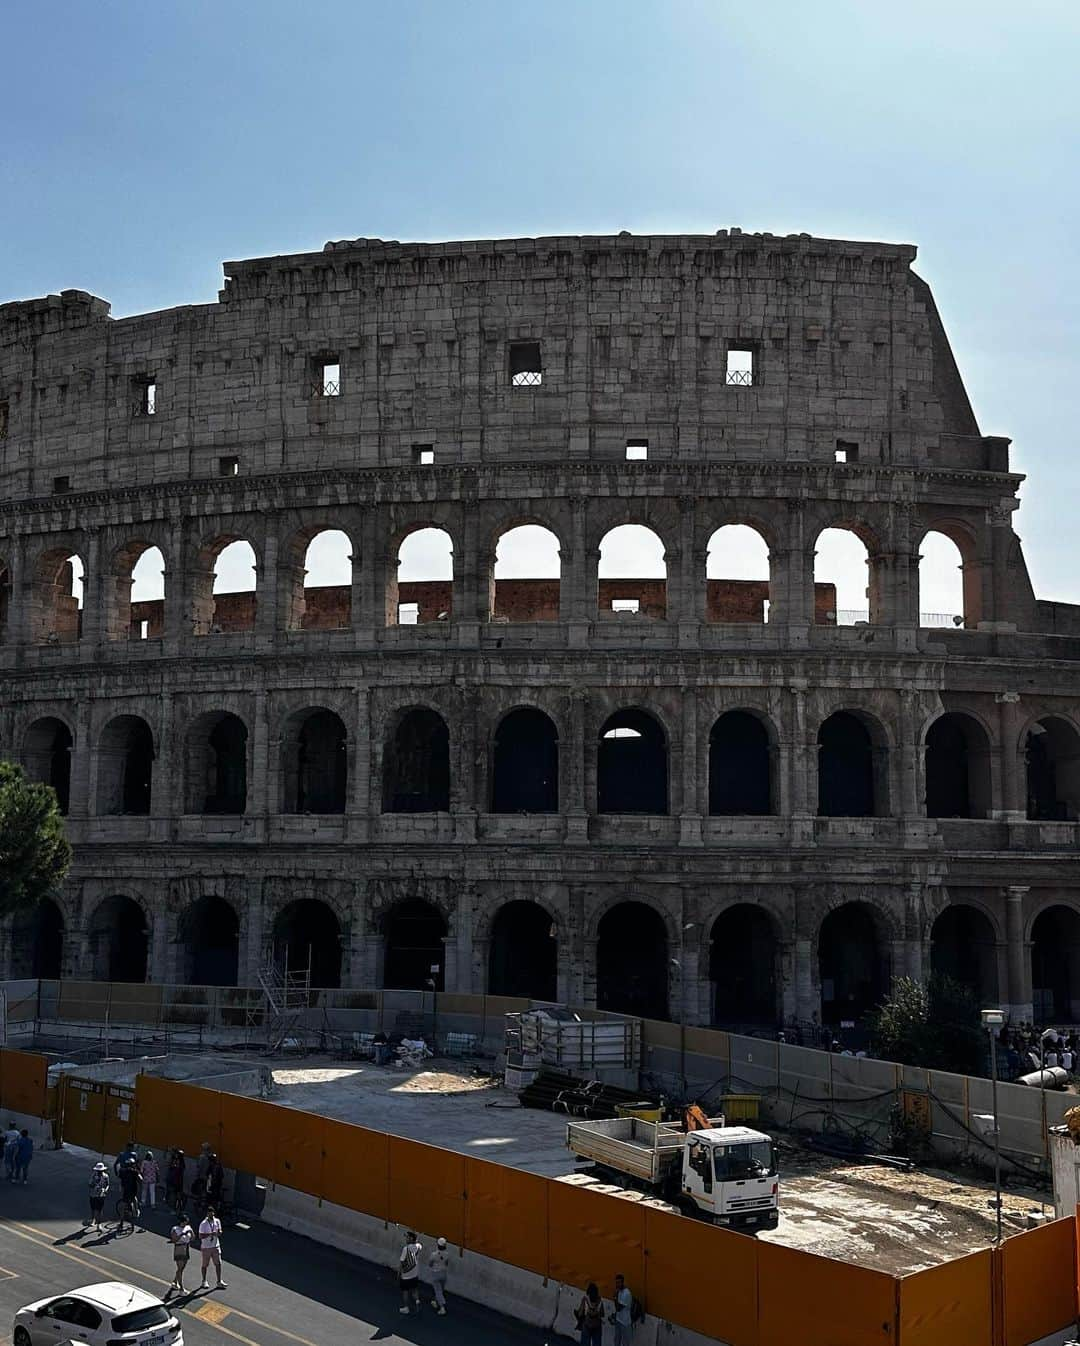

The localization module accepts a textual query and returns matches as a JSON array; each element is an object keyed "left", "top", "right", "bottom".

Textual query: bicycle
[{"left": 115, "top": 1194, "right": 141, "bottom": 1227}]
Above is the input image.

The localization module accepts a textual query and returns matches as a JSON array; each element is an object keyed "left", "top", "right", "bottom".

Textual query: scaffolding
[{"left": 249, "top": 952, "right": 312, "bottom": 1053}]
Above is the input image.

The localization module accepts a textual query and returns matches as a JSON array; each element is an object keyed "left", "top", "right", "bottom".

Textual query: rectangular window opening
[
  {"left": 313, "top": 359, "right": 340, "bottom": 397},
  {"left": 412, "top": 444, "right": 435, "bottom": 465},
  {"left": 398, "top": 602, "right": 420, "bottom": 626},
  {"left": 835, "top": 440, "right": 859, "bottom": 464},
  {"left": 509, "top": 340, "right": 543, "bottom": 387},
  {"left": 611, "top": 598, "right": 640, "bottom": 614},
  {"left": 0, "top": 399, "right": 9, "bottom": 439},
  {"left": 725, "top": 347, "right": 754, "bottom": 387},
  {"left": 219, "top": 456, "right": 239, "bottom": 477},
  {"left": 133, "top": 378, "right": 157, "bottom": 416},
  {"left": 52, "top": 475, "right": 71, "bottom": 494},
  {"left": 625, "top": 439, "right": 648, "bottom": 461},
  {"left": 139, "top": 619, "right": 149, "bottom": 640}
]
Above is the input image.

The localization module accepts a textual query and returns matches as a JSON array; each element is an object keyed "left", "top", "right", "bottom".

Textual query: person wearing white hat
[
  {"left": 428, "top": 1236, "right": 450, "bottom": 1315},
  {"left": 87, "top": 1162, "right": 109, "bottom": 1230}
]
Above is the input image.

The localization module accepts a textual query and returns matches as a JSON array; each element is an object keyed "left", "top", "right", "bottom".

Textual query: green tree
[
  {"left": 872, "top": 974, "right": 985, "bottom": 1075},
  {"left": 0, "top": 760, "right": 72, "bottom": 918}
]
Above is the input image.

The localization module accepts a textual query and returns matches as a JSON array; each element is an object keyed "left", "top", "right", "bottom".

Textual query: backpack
[{"left": 630, "top": 1296, "right": 646, "bottom": 1324}]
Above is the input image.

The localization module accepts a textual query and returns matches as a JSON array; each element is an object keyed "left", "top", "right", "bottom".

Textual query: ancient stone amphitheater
[{"left": 1, "top": 229, "right": 1078, "bottom": 1032}]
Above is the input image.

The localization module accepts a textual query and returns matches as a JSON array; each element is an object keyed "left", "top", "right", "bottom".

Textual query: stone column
[
  {"left": 988, "top": 503, "right": 1019, "bottom": 628},
  {"left": 255, "top": 531, "right": 279, "bottom": 642},
  {"left": 347, "top": 685, "right": 372, "bottom": 843},
  {"left": 996, "top": 692, "right": 1024, "bottom": 819},
  {"left": 452, "top": 887, "right": 474, "bottom": 993},
  {"left": 149, "top": 907, "right": 169, "bottom": 984},
  {"left": 787, "top": 685, "right": 813, "bottom": 819},
  {"left": 565, "top": 692, "right": 589, "bottom": 843},
  {"left": 248, "top": 691, "right": 269, "bottom": 832},
  {"left": 679, "top": 690, "right": 702, "bottom": 845},
  {"left": 793, "top": 937, "right": 816, "bottom": 1024},
  {"left": 898, "top": 690, "right": 921, "bottom": 817},
  {"left": 563, "top": 498, "right": 588, "bottom": 625},
  {"left": 79, "top": 530, "right": 104, "bottom": 648},
  {"left": 1005, "top": 886, "right": 1033, "bottom": 1021},
  {"left": 68, "top": 701, "right": 93, "bottom": 819}
]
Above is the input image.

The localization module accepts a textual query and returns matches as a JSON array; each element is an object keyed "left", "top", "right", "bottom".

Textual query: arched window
[
  {"left": 710, "top": 906, "right": 778, "bottom": 1026},
  {"left": 1032, "top": 906, "right": 1080, "bottom": 1021},
  {"left": 382, "top": 899, "right": 447, "bottom": 990},
  {"left": 97, "top": 715, "right": 154, "bottom": 815},
  {"left": 918, "top": 531, "right": 967, "bottom": 628},
  {"left": 596, "top": 901, "right": 668, "bottom": 1019},
  {"left": 273, "top": 899, "right": 341, "bottom": 988},
  {"left": 9, "top": 899, "right": 64, "bottom": 979},
  {"left": 185, "top": 712, "right": 248, "bottom": 814},
  {"left": 32, "top": 550, "right": 84, "bottom": 644},
  {"left": 179, "top": 896, "right": 240, "bottom": 986},
  {"left": 110, "top": 542, "right": 165, "bottom": 641},
  {"left": 210, "top": 540, "right": 258, "bottom": 633},
  {"left": 819, "top": 903, "right": 885, "bottom": 1023},
  {"left": 706, "top": 525, "right": 770, "bottom": 623},
  {"left": 597, "top": 710, "right": 668, "bottom": 814},
  {"left": 597, "top": 525, "right": 666, "bottom": 618},
  {"left": 814, "top": 528, "right": 873, "bottom": 626},
  {"left": 930, "top": 906, "right": 998, "bottom": 1004},
  {"left": 488, "top": 901, "right": 557, "bottom": 999},
  {"left": 282, "top": 709, "right": 348, "bottom": 814},
  {"left": 383, "top": 709, "right": 450, "bottom": 812},
  {"left": 88, "top": 896, "right": 148, "bottom": 983},
  {"left": 492, "top": 524, "right": 561, "bottom": 621},
  {"left": 295, "top": 528, "right": 353, "bottom": 630},
  {"left": 491, "top": 709, "right": 558, "bottom": 813},
  {"left": 709, "top": 711, "right": 773, "bottom": 815},
  {"left": 24, "top": 716, "right": 73, "bottom": 814},
  {"left": 1025, "top": 718, "right": 1080, "bottom": 821},
  {"left": 817, "top": 712, "right": 883, "bottom": 817},
  {"left": 391, "top": 527, "right": 453, "bottom": 626},
  {"left": 925, "top": 713, "right": 992, "bottom": 819}
]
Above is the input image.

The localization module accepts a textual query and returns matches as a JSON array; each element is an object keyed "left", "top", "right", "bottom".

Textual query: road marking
[
  {"left": 0, "top": 1265, "right": 18, "bottom": 1280},
  {"left": 193, "top": 1301, "right": 232, "bottom": 1325},
  {"left": 7, "top": 1222, "right": 322, "bottom": 1346}
]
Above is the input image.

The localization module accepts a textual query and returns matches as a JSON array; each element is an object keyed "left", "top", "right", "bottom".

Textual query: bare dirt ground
[{"left": 264, "top": 1054, "right": 1050, "bottom": 1275}]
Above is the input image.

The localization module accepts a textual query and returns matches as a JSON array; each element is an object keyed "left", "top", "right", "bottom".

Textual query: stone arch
[
  {"left": 490, "top": 522, "right": 562, "bottom": 622},
  {"left": 31, "top": 546, "right": 84, "bottom": 644},
  {"left": 184, "top": 711, "right": 248, "bottom": 814},
  {"left": 96, "top": 714, "right": 155, "bottom": 815},
  {"left": 596, "top": 899, "right": 669, "bottom": 1019},
  {"left": 108, "top": 539, "right": 166, "bottom": 641},
  {"left": 487, "top": 900, "right": 558, "bottom": 1000},
  {"left": 382, "top": 707, "right": 450, "bottom": 813},
  {"left": 918, "top": 519, "right": 981, "bottom": 627},
  {"left": 282, "top": 524, "right": 355, "bottom": 631},
  {"left": 597, "top": 708, "right": 668, "bottom": 814},
  {"left": 930, "top": 904, "right": 998, "bottom": 1004},
  {"left": 818, "top": 900, "right": 889, "bottom": 1023},
  {"left": 281, "top": 707, "right": 348, "bottom": 814},
  {"left": 817, "top": 709, "right": 890, "bottom": 817},
  {"left": 87, "top": 894, "right": 149, "bottom": 983},
  {"left": 273, "top": 898, "right": 342, "bottom": 987},
  {"left": 811, "top": 520, "right": 881, "bottom": 626},
  {"left": 709, "top": 904, "right": 780, "bottom": 1027},
  {"left": 491, "top": 707, "right": 559, "bottom": 813},
  {"left": 705, "top": 523, "right": 771, "bottom": 623},
  {"left": 924, "top": 711, "right": 993, "bottom": 819},
  {"left": 1024, "top": 716, "right": 1080, "bottom": 821},
  {"left": 1031, "top": 904, "right": 1080, "bottom": 1022},
  {"left": 10, "top": 898, "right": 65, "bottom": 979},
  {"left": 381, "top": 898, "right": 448, "bottom": 991},
  {"left": 192, "top": 533, "right": 259, "bottom": 635},
  {"left": 597, "top": 524, "right": 667, "bottom": 619},
  {"left": 916, "top": 529, "right": 967, "bottom": 629},
  {"left": 178, "top": 895, "right": 240, "bottom": 986},
  {"left": 24, "top": 715, "right": 74, "bottom": 814},
  {"left": 388, "top": 522, "right": 455, "bottom": 626},
  {"left": 709, "top": 709, "right": 776, "bottom": 815}
]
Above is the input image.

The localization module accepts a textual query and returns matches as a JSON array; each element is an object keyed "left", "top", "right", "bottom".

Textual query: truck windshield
[{"left": 714, "top": 1141, "right": 775, "bottom": 1180}]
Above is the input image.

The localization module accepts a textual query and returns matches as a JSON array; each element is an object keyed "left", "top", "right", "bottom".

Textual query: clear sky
[{"left": 4, "top": 1, "right": 1078, "bottom": 605}]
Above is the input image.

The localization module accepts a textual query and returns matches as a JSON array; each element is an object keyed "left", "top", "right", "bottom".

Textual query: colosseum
[{"left": 1, "top": 228, "right": 1078, "bottom": 1033}]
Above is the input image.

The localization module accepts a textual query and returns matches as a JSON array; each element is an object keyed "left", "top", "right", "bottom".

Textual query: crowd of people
[
  {"left": 997, "top": 1023, "right": 1080, "bottom": 1079},
  {"left": 3, "top": 1121, "right": 33, "bottom": 1183}
]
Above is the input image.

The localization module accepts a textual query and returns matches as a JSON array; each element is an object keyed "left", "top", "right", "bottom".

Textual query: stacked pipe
[{"left": 518, "top": 1068, "right": 660, "bottom": 1119}]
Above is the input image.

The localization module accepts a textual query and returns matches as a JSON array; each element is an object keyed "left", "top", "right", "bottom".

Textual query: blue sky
[{"left": 3, "top": 1, "right": 1079, "bottom": 602}]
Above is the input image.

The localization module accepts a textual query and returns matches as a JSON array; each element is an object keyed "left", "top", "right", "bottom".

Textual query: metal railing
[
  {"left": 920, "top": 611, "right": 964, "bottom": 628},
  {"left": 511, "top": 369, "right": 543, "bottom": 387},
  {"left": 725, "top": 368, "right": 753, "bottom": 386}
]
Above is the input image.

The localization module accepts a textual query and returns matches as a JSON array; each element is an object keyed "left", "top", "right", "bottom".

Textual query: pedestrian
[
  {"left": 165, "top": 1149, "right": 186, "bottom": 1210},
  {"left": 204, "top": 1153, "right": 225, "bottom": 1211},
  {"left": 115, "top": 1139, "right": 139, "bottom": 1177},
  {"left": 87, "top": 1162, "right": 109, "bottom": 1229},
  {"left": 140, "top": 1152, "right": 160, "bottom": 1209},
  {"left": 427, "top": 1236, "right": 449, "bottom": 1315},
  {"left": 610, "top": 1274, "right": 633, "bottom": 1346},
  {"left": 197, "top": 1205, "right": 227, "bottom": 1291},
  {"left": 168, "top": 1211, "right": 195, "bottom": 1296},
  {"left": 575, "top": 1281, "right": 604, "bottom": 1346},
  {"left": 398, "top": 1230, "right": 422, "bottom": 1315},
  {"left": 3, "top": 1121, "right": 19, "bottom": 1180},
  {"left": 117, "top": 1158, "right": 140, "bottom": 1231},
  {"left": 15, "top": 1129, "right": 33, "bottom": 1184}
]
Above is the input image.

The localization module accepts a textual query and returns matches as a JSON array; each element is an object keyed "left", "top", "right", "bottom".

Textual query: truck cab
[{"left": 682, "top": 1126, "right": 779, "bottom": 1231}]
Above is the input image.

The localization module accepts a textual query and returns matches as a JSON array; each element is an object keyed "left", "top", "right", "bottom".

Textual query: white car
[{"left": 14, "top": 1282, "right": 183, "bottom": 1346}]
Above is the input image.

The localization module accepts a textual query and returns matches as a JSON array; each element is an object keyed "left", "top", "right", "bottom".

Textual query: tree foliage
[
  {"left": 872, "top": 974, "right": 986, "bottom": 1075},
  {"left": 0, "top": 759, "right": 72, "bottom": 918}
]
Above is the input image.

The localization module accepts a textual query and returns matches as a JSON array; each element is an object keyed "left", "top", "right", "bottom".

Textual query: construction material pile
[{"left": 518, "top": 1068, "right": 661, "bottom": 1120}]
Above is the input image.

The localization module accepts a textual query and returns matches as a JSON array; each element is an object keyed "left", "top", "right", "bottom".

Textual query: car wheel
[{"left": 14, "top": 1326, "right": 31, "bottom": 1346}]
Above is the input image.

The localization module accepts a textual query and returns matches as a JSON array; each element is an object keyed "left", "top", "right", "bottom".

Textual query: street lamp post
[{"left": 982, "top": 1008, "right": 1006, "bottom": 1244}]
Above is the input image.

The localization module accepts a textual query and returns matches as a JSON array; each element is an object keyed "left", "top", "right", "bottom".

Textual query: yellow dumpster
[{"left": 718, "top": 1093, "right": 761, "bottom": 1122}]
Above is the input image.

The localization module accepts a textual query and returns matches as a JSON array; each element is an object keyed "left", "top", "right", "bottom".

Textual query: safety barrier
[
  {"left": 0, "top": 1046, "right": 50, "bottom": 1118},
  {"left": 58, "top": 1075, "right": 136, "bottom": 1155},
  {"left": 131, "top": 1072, "right": 1080, "bottom": 1346}
]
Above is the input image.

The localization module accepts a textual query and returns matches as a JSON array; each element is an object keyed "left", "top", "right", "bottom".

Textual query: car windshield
[
  {"left": 111, "top": 1305, "right": 170, "bottom": 1333},
  {"left": 714, "top": 1141, "right": 775, "bottom": 1180}
]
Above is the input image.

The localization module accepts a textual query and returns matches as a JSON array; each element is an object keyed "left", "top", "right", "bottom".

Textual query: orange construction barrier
[
  {"left": 324, "top": 1119, "right": 390, "bottom": 1222},
  {"left": 897, "top": 1248, "right": 993, "bottom": 1346},
  {"left": 389, "top": 1136, "right": 465, "bottom": 1247},
  {"left": 218, "top": 1093, "right": 277, "bottom": 1181},
  {"left": 644, "top": 1207, "right": 758, "bottom": 1345},
  {"left": 464, "top": 1157, "right": 548, "bottom": 1278},
  {"left": 547, "top": 1181, "right": 646, "bottom": 1299},
  {"left": 757, "top": 1242, "right": 896, "bottom": 1346},
  {"left": 135, "top": 1075, "right": 221, "bottom": 1155},
  {"left": 272, "top": 1103, "right": 324, "bottom": 1198},
  {"left": 0, "top": 1048, "right": 49, "bottom": 1118},
  {"left": 999, "top": 1217, "right": 1077, "bottom": 1346}
]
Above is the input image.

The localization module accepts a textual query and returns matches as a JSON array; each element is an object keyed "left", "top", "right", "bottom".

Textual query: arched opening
[
  {"left": 185, "top": 712, "right": 248, "bottom": 814},
  {"left": 96, "top": 715, "right": 154, "bottom": 815},
  {"left": 179, "top": 896, "right": 240, "bottom": 986},
  {"left": 10, "top": 899, "right": 64, "bottom": 979},
  {"left": 1032, "top": 906, "right": 1080, "bottom": 1022},
  {"left": 273, "top": 899, "right": 341, "bottom": 988},
  {"left": 918, "top": 531, "right": 967, "bottom": 628},
  {"left": 925, "top": 713, "right": 992, "bottom": 819},
  {"left": 0, "top": 560, "right": 12, "bottom": 643},
  {"left": 390, "top": 527, "right": 453, "bottom": 626},
  {"left": 930, "top": 905, "right": 998, "bottom": 1004},
  {"left": 709, "top": 906, "right": 778, "bottom": 1026},
  {"left": 817, "top": 711, "right": 882, "bottom": 818},
  {"left": 32, "top": 549, "right": 84, "bottom": 644},
  {"left": 192, "top": 538, "right": 258, "bottom": 635},
  {"left": 491, "top": 708, "right": 558, "bottom": 813},
  {"left": 382, "top": 899, "right": 447, "bottom": 990},
  {"left": 88, "top": 896, "right": 148, "bottom": 983},
  {"left": 597, "top": 525, "right": 667, "bottom": 618},
  {"left": 295, "top": 528, "right": 353, "bottom": 631},
  {"left": 814, "top": 527, "right": 874, "bottom": 626},
  {"left": 596, "top": 901, "right": 669, "bottom": 1019},
  {"left": 382, "top": 708, "right": 450, "bottom": 813},
  {"left": 705, "top": 525, "right": 771, "bottom": 623},
  {"left": 24, "top": 717, "right": 73, "bottom": 814},
  {"left": 819, "top": 903, "right": 886, "bottom": 1023},
  {"left": 487, "top": 901, "right": 557, "bottom": 1000},
  {"left": 111, "top": 542, "right": 165, "bottom": 641},
  {"left": 709, "top": 711, "right": 774, "bottom": 815},
  {"left": 597, "top": 710, "right": 668, "bottom": 814},
  {"left": 492, "top": 524, "right": 561, "bottom": 621},
  {"left": 1026, "top": 718, "right": 1080, "bottom": 821},
  {"left": 282, "top": 709, "right": 348, "bottom": 814}
]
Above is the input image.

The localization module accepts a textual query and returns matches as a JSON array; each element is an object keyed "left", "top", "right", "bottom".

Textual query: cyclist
[
  {"left": 117, "top": 1156, "right": 140, "bottom": 1231},
  {"left": 87, "top": 1162, "right": 109, "bottom": 1230},
  {"left": 114, "top": 1139, "right": 139, "bottom": 1177}
]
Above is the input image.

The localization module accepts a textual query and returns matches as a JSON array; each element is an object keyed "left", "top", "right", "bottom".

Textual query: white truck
[{"left": 566, "top": 1113, "right": 780, "bottom": 1232}]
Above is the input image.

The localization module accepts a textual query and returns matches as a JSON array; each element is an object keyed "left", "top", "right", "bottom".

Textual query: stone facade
[{"left": 2, "top": 229, "right": 1079, "bottom": 1029}]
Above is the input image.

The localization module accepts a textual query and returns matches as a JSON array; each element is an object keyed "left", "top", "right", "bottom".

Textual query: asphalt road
[{"left": 0, "top": 1147, "right": 548, "bottom": 1346}]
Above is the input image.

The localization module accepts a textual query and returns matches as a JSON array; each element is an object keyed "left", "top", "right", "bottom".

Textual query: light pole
[{"left": 982, "top": 1008, "right": 1005, "bottom": 1244}]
